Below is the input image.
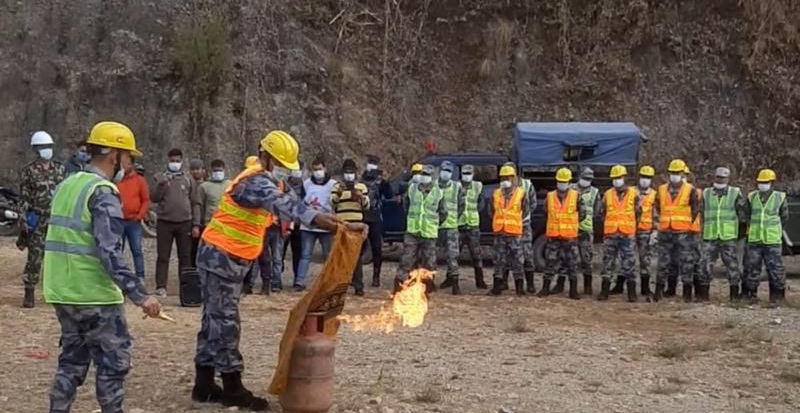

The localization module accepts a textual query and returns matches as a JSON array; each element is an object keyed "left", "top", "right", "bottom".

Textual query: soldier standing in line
[
  {"left": 458, "top": 164, "right": 488, "bottom": 289},
  {"left": 437, "top": 161, "right": 465, "bottom": 294},
  {"left": 488, "top": 165, "right": 529, "bottom": 296},
  {"left": 684, "top": 166, "right": 708, "bottom": 301},
  {"left": 635, "top": 165, "right": 659, "bottom": 297},
  {"left": 572, "top": 167, "right": 600, "bottom": 295}
]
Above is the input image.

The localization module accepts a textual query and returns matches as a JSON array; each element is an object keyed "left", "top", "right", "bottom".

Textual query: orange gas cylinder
[{"left": 279, "top": 313, "right": 335, "bottom": 413}]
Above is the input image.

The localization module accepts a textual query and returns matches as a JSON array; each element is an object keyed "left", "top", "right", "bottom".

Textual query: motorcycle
[{"left": 0, "top": 186, "right": 21, "bottom": 237}]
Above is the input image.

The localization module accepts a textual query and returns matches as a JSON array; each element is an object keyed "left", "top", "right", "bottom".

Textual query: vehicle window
[
  {"left": 474, "top": 165, "right": 498, "bottom": 184},
  {"left": 563, "top": 144, "right": 597, "bottom": 162}
]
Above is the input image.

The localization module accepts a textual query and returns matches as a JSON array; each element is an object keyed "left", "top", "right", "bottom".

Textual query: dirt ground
[{"left": 1, "top": 236, "right": 800, "bottom": 413}]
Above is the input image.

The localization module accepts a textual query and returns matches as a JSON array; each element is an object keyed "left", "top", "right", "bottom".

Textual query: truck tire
[{"left": 533, "top": 233, "right": 547, "bottom": 272}]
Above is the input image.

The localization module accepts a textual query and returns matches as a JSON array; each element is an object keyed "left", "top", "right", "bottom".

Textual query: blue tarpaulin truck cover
[{"left": 512, "top": 122, "right": 643, "bottom": 167}]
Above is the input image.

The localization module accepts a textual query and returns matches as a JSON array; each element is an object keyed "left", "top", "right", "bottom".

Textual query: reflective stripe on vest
[
  {"left": 492, "top": 187, "right": 524, "bottom": 236},
  {"left": 658, "top": 183, "right": 693, "bottom": 232},
  {"left": 638, "top": 189, "right": 656, "bottom": 232},
  {"left": 703, "top": 187, "right": 740, "bottom": 241},
  {"left": 579, "top": 186, "right": 599, "bottom": 232},
  {"left": 440, "top": 181, "right": 461, "bottom": 229},
  {"left": 459, "top": 181, "right": 482, "bottom": 228},
  {"left": 690, "top": 188, "right": 703, "bottom": 233},
  {"left": 603, "top": 187, "right": 636, "bottom": 236},
  {"left": 43, "top": 172, "right": 124, "bottom": 305},
  {"left": 407, "top": 184, "right": 442, "bottom": 239},
  {"left": 201, "top": 167, "right": 275, "bottom": 260},
  {"left": 748, "top": 190, "right": 785, "bottom": 245},
  {"left": 545, "top": 189, "right": 579, "bottom": 239}
]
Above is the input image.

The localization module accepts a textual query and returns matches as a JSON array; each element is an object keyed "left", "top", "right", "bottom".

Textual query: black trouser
[
  {"left": 351, "top": 242, "right": 367, "bottom": 292},
  {"left": 365, "top": 218, "right": 383, "bottom": 272},
  {"left": 156, "top": 219, "right": 192, "bottom": 290},
  {"left": 282, "top": 229, "right": 302, "bottom": 280},
  {"left": 190, "top": 225, "right": 205, "bottom": 267}
]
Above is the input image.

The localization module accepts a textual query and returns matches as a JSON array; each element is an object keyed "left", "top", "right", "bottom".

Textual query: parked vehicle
[{"left": 0, "top": 186, "right": 21, "bottom": 237}]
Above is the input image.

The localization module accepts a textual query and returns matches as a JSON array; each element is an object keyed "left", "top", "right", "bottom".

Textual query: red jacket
[{"left": 118, "top": 170, "right": 150, "bottom": 220}]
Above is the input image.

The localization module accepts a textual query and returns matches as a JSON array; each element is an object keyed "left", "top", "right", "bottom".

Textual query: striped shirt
[{"left": 331, "top": 181, "right": 370, "bottom": 223}]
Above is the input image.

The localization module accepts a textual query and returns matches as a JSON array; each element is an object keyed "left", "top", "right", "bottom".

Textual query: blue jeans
[
  {"left": 121, "top": 220, "right": 145, "bottom": 278},
  {"left": 295, "top": 230, "right": 333, "bottom": 287},
  {"left": 268, "top": 229, "right": 286, "bottom": 288}
]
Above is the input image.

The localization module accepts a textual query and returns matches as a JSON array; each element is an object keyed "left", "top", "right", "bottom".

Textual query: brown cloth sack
[{"left": 268, "top": 224, "right": 365, "bottom": 395}]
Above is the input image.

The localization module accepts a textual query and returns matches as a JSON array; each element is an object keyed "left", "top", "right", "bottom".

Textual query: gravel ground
[{"left": 0, "top": 237, "right": 799, "bottom": 413}]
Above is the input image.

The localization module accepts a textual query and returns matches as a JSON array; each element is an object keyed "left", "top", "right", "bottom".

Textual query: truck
[{"left": 381, "top": 122, "right": 645, "bottom": 269}]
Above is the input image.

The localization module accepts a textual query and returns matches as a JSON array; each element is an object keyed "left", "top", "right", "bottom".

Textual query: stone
[{"left": 369, "top": 397, "right": 382, "bottom": 405}]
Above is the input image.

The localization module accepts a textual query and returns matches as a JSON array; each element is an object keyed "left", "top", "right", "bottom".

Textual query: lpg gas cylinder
[{"left": 279, "top": 313, "right": 335, "bottom": 413}]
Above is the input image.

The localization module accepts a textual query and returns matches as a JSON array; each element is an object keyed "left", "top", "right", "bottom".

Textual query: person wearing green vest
[
  {"left": 43, "top": 121, "right": 161, "bottom": 413},
  {"left": 395, "top": 164, "right": 447, "bottom": 295},
  {"left": 744, "top": 168, "right": 789, "bottom": 305},
  {"left": 437, "top": 161, "right": 465, "bottom": 295},
  {"left": 700, "top": 167, "right": 749, "bottom": 302},
  {"left": 572, "top": 167, "right": 600, "bottom": 295},
  {"left": 458, "top": 164, "right": 487, "bottom": 290}
]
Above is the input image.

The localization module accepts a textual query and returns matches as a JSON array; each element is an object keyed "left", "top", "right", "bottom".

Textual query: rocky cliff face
[{"left": 1, "top": 0, "right": 798, "bottom": 185}]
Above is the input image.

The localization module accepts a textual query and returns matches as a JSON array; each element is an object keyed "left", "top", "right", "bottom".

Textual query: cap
[
  {"left": 580, "top": 168, "right": 595, "bottom": 179},
  {"left": 461, "top": 164, "right": 474, "bottom": 174},
  {"left": 440, "top": 161, "right": 454, "bottom": 172},
  {"left": 422, "top": 164, "right": 434, "bottom": 175},
  {"left": 715, "top": 167, "right": 730, "bottom": 178}
]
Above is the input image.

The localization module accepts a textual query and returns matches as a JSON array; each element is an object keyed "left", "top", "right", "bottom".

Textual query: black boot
[
  {"left": 452, "top": 278, "right": 461, "bottom": 296},
  {"left": 551, "top": 276, "right": 566, "bottom": 294},
  {"left": 525, "top": 271, "right": 536, "bottom": 294},
  {"left": 665, "top": 276, "right": 677, "bottom": 297},
  {"left": 729, "top": 284, "right": 740, "bottom": 302},
  {"left": 536, "top": 278, "right": 551, "bottom": 297},
  {"left": 391, "top": 279, "right": 403, "bottom": 296},
  {"left": 260, "top": 284, "right": 271, "bottom": 296},
  {"left": 220, "top": 372, "right": 268, "bottom": 411},
  {"left": 597, "top": 278, "right": 610, "bottom": 301},
  {"left": 488, "top": 277, "right": 503, "bottom": 296},
  {"left": 372, "top": 262, "right": 382, "bottom": 287},
  {"left": 748, "top": 284, "right": 760, "bottom": 304},
  {"left": 610, "top": 276, "right": 625, "bottom": 295},
  {"left": 192, "top": 365, "right": 223, "bottom": 403},
  {"left": 774, "top": 288, "right": 786, "bottom": 306},
  {"left": 439, "top": 276, "right": 453, "bottom": 290},
  {"left": 583, "top": 274, "right": 593, "bottom": 295},
  {"left": 501, "top": 269, "right": 510, "bottom": 291},
  {"left": 768, "top": 285, "right": 784, "bottom": 306},
  {"left": 701, "top": 285, "right": 711, "bottom": 302},
  {"left": 652, "top": 283, "right": 664, "bottom": 302},
  {"left": 242, "top": 284, "right": 253, "bottom": 295},
  {"left": 22, "top": 286, "right": 34, "bottom": 308},
  {"left": 514, "top": 279, "right": 526, "bottom": 296},
  {"left": 627, "top": 280, "right": 637, "bottom": 302},
  {"left": 641, "top": 276, "right": 652, "bottom": 296},
  {"left": 568, "top": 278, "right": 580, "bottom": 300},
  {"left": 474, "top": 267, "right": 488, "bottom": 289},
  {"left": 683, "top": 283, "right": 693, "bottom": 303}
]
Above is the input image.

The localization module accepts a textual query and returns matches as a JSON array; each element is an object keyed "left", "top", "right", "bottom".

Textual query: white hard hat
[{"left": 31, "top": 131, "right": 54, "bottom": 146}]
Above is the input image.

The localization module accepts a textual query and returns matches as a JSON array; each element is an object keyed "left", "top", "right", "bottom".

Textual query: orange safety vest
[
  {"left": 637, "top": 189, "right": 656, "bottom": 232},
  {"left": 492, "top": 187, "right": 524, "bottom": 236},
  {"left": 603, "top": 187, "right": 636, "bottom": 236},
  {"left": 658, "top": 183, "right": 692, "bottom": 232},
  {"left": 690, "top": 187, "right": 702, "bottom": 233},
  {"left": 201, "top": 167, "right": 276, "bottom": 260},
  {"left": 545, "top": 189, "right": 579, "bottom": 239}
]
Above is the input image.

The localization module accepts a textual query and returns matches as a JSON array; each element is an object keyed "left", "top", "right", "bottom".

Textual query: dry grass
[
  {"left": 655, "top": 340, "right": 689, "bottom": 359},
  {"left": 722, "top": 315, "right": 741, "bottom": 329},
  {"left": 415, "top": 386, "right": 443, "bottom": 404},
  {"left": 508, "top": 317, "right": 532, "bottom": 333},
  {"left": 479, "top": 17, "right": 516, "bottom": 79},
  {"left": 775, "top": 369, "right": 800, "bottom": 384},
  {"left": 649, "top": 382, "right": 683, "bottom": 395}
]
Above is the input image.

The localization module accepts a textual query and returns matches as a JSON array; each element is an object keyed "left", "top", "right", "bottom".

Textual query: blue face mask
[{"left": 76, "top": 152, "right": 90, "bottom": 163}]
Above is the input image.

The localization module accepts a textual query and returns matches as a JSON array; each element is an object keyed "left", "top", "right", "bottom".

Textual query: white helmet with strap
[{"left": 30, "top": 131, "right": 54, "bottom": 146}]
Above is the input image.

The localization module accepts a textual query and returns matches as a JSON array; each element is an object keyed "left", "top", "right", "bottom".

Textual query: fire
[{"left": 339, "top": 269, "right": 434, "bottom": 333}]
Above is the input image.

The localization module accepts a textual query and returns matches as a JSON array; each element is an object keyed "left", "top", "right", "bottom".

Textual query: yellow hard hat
[
  {"left": 684, "top": 166, "right": 691, "bottom": 174},
  {"left": 639, "top": 165, "right": 655, "bottom": 177},
  {"left": 499, "top": 165, "right": 516, "bottom": 177},
  {"left": 244, "top": 156, "right": 259, "bottom": 169},
  {"left": 260, "top": 130, "right": 300, "bottom": 170},
  {"left": 667, "top": 159, "right": 686, "bottom": 173},
  {"left": 610, "top": 165, "right": 627, "bottom": 179},
  {"left": 757, "top": 169, "right": 777, "bottom": 183},
  {"left": 411, "top": 163, "right": 423, "bottom": 173},
  {"left": 86, "top": 121, "right": 142, "bottom": 157},
  {"left": 556, "top": 168, "right": 572, "bottom": 182}
]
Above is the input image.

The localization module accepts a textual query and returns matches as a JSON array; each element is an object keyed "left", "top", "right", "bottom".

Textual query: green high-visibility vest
[
  {"left": 458, "top": 181, "right": 483, "bottom": 228},
  {"left": 43, "top": 172, "right": 124, "bottom": 305},
  {"left": 407, "top": 183, "right": 443, "bottom": 239},
  {"left": 702, "top": 187, "right": 740, "bottom": 241},
  {"left": 440, "top": 180, "right": 461, "bottom": 229},
  {"left": 748, "top": 190, "right": 785, "bottom": 245},
  {"left": 579, "top": 187, "right": 599, "bottom": 232}
]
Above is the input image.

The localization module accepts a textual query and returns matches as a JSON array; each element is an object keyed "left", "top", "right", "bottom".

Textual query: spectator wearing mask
[
  {"left": 193, "top": 159, "right": 230, "bottom": 264},
  {"left": 331, "top": 159, "right": 370, "bottom": 296},
  {"left": 295, "top": 157, "right": 337, "bottom": 291},
  {"left": 151, "top": 148, "right": 198, "bottom": 297},
  {"left": 118, "top": 159, "right": 151, "bottom": 279},
  {"left": 65, "top": 143, "right": 90, "bottom": 176},
  {"left": 361, "top": 155, "right": 393, "bottom": 287}
]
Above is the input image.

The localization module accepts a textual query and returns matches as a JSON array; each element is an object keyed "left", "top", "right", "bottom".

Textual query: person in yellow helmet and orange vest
[
  {"left": 635, "top": 165, "right": 659, "bottom": 297},
  {"left": 191, "top": 130, "right": 350, "bottom": 411},
  {"left": 538, "top": 168, "right": 585, "bottom": 299},
  {"left": 596, "top": 165, "right": 641, "bottom": 302},
  {"left": 488, "top": 164, "right": 529, "bottom": 295},
  {"left": 652, "top": 159, "right": 700, "bottom": 302},
  {"left": 743, "top": 168, "right": 789, "bottom": 305}
]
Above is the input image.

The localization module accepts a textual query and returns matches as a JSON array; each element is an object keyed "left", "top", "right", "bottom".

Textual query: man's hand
[
  {"left": 345, "top": 222, "right": 369, "bottom": 239},
  {"left": 140, "top": 296, "right": 161, "bottom": 319},
  {"left": 191, "top": 226, "right": 201, "bottom": 238},
  {"left": 313, "top": 213, "right": 342, "bottom": 233},
  {"left": 154, "top": 173, "right": 169, "bottom": 186}
]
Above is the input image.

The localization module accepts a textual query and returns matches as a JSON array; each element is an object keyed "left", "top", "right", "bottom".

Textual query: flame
[{"left": 339, "top": 269, "right": 434, "bottom": 333}]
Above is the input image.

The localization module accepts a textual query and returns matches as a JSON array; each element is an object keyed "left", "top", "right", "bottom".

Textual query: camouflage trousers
[
  {"left": 195, "top": 268, "right": 244, "bottom": 373},
  {"left": 504, "top": 223, "right": 535, "bottom": 272},
  {"left": 703, "top": 240, "right": 741, "bottom": 286},
  {"left": 657, "top": 232, "right": 695, "bottom": 285},
  {"left": 438, "top": 228, "right": 460, "bottom": 279},
  {"left": 494, "top": 235, "right": 523, "bottom": 281},
  {"left": 691, "top": 234, "right": 707, "bottom": 285},
  {"left": 459, "top": 227, "right": 483, "bottom": 268},
  {"left": 745, "top": 243, "right": 785, "bottom": 290},
  {"left": 396, "top": 234, "right": 437, "bottom": 282},
  {"left": 545, "top": 238, "right": 578, "bottom": 281},
  {"left": 601, "top": 234, "right": 636, "bottom": 281},
  {"left": 23, "top": 217, "right": 49, "bottom": 286},
  {"left": 636, "top": 232, "right": 654, "bottom": 279},
  {"left": 50, "top": 305, "right": 131, "bottom": 413},
  {"left": 577, "top": 230, "right": 594, "bottom": 276}
]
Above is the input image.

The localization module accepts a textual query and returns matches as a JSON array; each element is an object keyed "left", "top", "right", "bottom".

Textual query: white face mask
[
  {"left": 758, "top": 183, "right": 771, "bottom": 192},
  {"left": 639, "top": 178, "right": 651, "bottom": 188},
  {"left": 500, "top": 180, "right": 512, "bottom": 189},
  {"left": 418, "top": 175, "right": 432, "bottom": 185},
  {"left": 440, "top": 171, "right": 452, "bottom": 181},
  {"left": 211, "top": 171, "right": 225, "bottom": 182},
  {"left": 366, "top": 163, "right": 378, "bottom": 171},
  {"left": 290, "top": 170, "right": 303, "bottom": 178},
  {"left": 343, "top": 173, "right": 356, "bottom": 182},
  {"left": 557, "top": 182, "right": 570, "bottom": 191},
  {"left": 272, "top": 166, "right": 290, "bottom": 181},
  {"left": 612, "top": 178, "right": 625, "bottom": 188},
  {"left": 113, "top": 169, "right": 125, "bottom": 183},
  {"left": 713, "top": 182, "right": 727, "bottom": 190},
  {"left": 168, "top": 162, "right": 182, "bottom": 172},
  {"left": 669, "top": 174, "right": 682, "bottom": 184},
  {"left": 411, "top": 174, "right": 421, "bottom": 183},
  {"left": 39, "top": 148, "right": 53, "bottom": 160},
  {"left": 462, "top": 174, "right": 473, "bottom": 183},
  {"left": 578, "top": 178, "right": 591, "bottom": 188},
  {"left": 312, "top": 170, "right": 326, "bottom": 179}
]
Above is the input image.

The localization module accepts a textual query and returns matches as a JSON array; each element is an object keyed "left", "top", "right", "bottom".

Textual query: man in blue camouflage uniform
[
  {"left": 44, "top": 121, "right": 161, "bottom": 413},
  {"left": 458, "top": 164, "right": 488, "bottom": 289},
  {"left": 436, "top": 161, "right": 465, "bottom": 295},
  {"left": 192, "top": 131, "right": 346, "bottom": 411},
  {"left": 571, "top": 167, "right": 600, "bottom": 295},
  {"left": 20, "top": 130, "right": 66, "bottom": 308}
]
